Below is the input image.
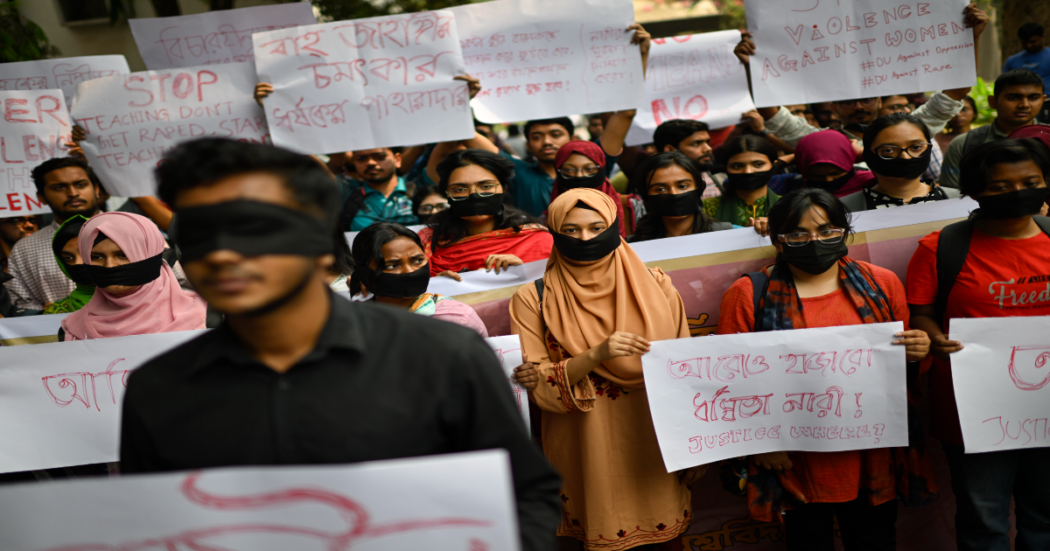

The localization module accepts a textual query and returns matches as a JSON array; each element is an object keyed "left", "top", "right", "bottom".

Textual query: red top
[
  {"left": 718, "top": 262, "right": 911, "bottom": 504},
  {"left": 905, "top": 228, "right": 1050, "bottom": 445},
  {"left": 419, "top": 224, "right": 553, "bottom": 276}
]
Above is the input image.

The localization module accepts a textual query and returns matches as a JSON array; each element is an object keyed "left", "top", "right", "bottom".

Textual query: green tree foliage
[
  {"left": 0, "top": 1, "right": 59, "bottom": 62},
  {"left": 308, "top": 0, "right": 477, "bottom": 22}
]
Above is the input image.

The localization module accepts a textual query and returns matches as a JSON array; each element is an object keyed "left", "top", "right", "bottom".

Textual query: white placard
[
  {"left": 746, "top": 0, "right": 976, "bottom": 107},
  {"left": 0, "top": 450, "right": 520, "bottom": 551},
  {"left": 642, "top": 322, "right": 908, "bottom": 471},
  {"left": 0, "top": 330, "right": 203, "bottom": 473},
  {"left": 0, "top": 313, "right": 67, "bottom": 345},
  {"left": 71, "top": 63, "right": 269, "bottom": 198},
  {"left": 130, "top": 2, "right": 318, "bottom": 70},
  {"left": 625, "top": 31, "right": 756, "bottom": 146},
  {"left": 450, "top": 0, "right": 644, "bottom": 123},
  {"left": 486, "top": 335, "right": 531, "bottom": 430},
  {"left": 0, "top": 89, "right": 71, "bottom": 218},
  {"left": 0, "top": 55, "right": 130, "bottom": 110},
  {"left": 949, "top": 316, "right": 1050, "bottom": 453},
  {"left": 253, "top": 11, "right": 475, "bottom": 155}
]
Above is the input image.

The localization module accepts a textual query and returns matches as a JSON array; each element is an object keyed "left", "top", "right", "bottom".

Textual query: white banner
[
  {"left": 0, "top": 450, "right": 520, "bottom": 551},
  {"left": 253, "top": 11, "right": 474, "bottom": 154},
  {"left": 642, "top": 322, "right": 908, "bottom": 471},
  {"left": 486, "top": 334, "right": 531, "bottom": 431},
  {"left": 746, "top": 0, "right": 976, "bottom": 107},
  {"left": 0, "top": 330, "right": 202, "bottom": 473},
  {"left": 450, "top": 0, "right": 644, "bottom": 123},
  {"left": 130, "top": 2, "right": 318, "bottom": 70},
  {"left": 626, "top": 31, "right": 755, "bottom": 146},
  {"left": 949, "top": 316, "right": 1050, "bottom": 453},
  {"left": 0, "top": 313, "right": 66, "bottom": 345},
  {"left": 0, "top": 55, "right": 130, "bottom": 110},
  {"left": 71, "top": 63, "right": 269, "bottom": 198},
  {"left": 0, "top": 89, "right": 72, "bottom": 218}
]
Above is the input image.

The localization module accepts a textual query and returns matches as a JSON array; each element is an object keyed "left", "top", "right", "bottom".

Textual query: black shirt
[{"left": 120, "top": 293, "right": 561, "bottom": 551}]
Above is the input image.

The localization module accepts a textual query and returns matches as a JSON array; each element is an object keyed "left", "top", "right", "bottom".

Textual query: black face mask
[
  {"left": 976, "top": 187, "right": 1050, "bottom": 220},
  {"left": 370, "top": 264, "right": 431, "bottom": 298},
  {"left": 64, "top": 263, "right": 94, "bottom": 287},
  {"left": 556, "top": 172, "right": 605, "bottom": 190},
  {"left": 551, "top": 219, "right": 622, "bottom": 262},
  {"left": 86, "top": 252, "right": 164, "bottom": 287},
  {"left": 808, "top": 169, "right": 856, "bottom": 193},
  {"left": 726, "top": 170, "right": 774, "bottom": 191},
  {"left": 174, "top": 200, "right": 333, "bottom": 262},
  {"left": 448, "top": 193, "right": 504, "bottom": 217},
  {"left": 780, "top": 239, "right": 849, "bottom": 275},
  {"left": 862, "top": 148, "right": 931, "bottom": 180},
  {"left": 644, "top": 190, "right": 701, "bottom": 217}
]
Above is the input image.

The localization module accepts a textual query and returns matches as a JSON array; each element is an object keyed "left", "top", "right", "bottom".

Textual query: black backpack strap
[
  {"left": 339, "top": 187, "right": 368, "bottom": 231},
  {"left": 743, "top": 271, "right": 770, "bottom": 332},
  {"left": 1033, "top": 215, "right": 1050, "bottom": 236},
  {"left": 533, "top": 278, "right": 544, "bottom": 316},
  {"left": 935, "top": 219, "right": 976, "bottom": 324}
]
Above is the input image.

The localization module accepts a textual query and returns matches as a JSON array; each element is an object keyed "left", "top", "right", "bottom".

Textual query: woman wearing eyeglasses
[
  {"left": 419, "top": 149, "right": 552, "bottom": 278},
  {"left": 546, "top": 141, "right": 628, "bottom": 238},
  {"left": 717, "top": 189, "right": 932, "bottom": 549},
  {"left": 412, "top": 185, "right": 449, "bottom": 224},
  {"left": 839, "top": 113, "right": 962, "bottom": 212}
]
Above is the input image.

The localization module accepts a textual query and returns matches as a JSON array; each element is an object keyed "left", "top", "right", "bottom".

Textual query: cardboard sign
[
  {"left": 0, "top": 56, "right": 130, "bottom": 110},
  {"left": 746, "top": 0, "right": 976, "bottom": 107},
  {"left": 0, "top": 451, "right": 520, "bottom": 551},
  {"left": 130, "top": 2, "right": 318, "bottom": 70},
  {"left": 450, "top": 0, "right": 644, "bottom": 123},
  {"left": 253, "top": 11, "right": 475, "bottom": 154},
  {"left": 0, "top": 89, "right": 72, "bottom": 218},
  {"left": 0, "top": 313, "right": 67, "bottom": 346},
  {"left": 642, "top": 322, "right": 908, "bottom": 471},
  {"left": 485, "top": 334, "right": 531, "bottom": 430},
  {"left": 71, "top": 63, "right": 269, "bottom": 197},
  {"left": 949, "top": 316, "right": 1050, "bottom": 453},
  {"left": 626, "top": 31, "right": 756, "bottom": 145}
]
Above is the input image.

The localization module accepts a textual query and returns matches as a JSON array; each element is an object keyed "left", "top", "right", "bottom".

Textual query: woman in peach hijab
[{"left": 510, "top": 188, "right": 702, "bottom": 551}]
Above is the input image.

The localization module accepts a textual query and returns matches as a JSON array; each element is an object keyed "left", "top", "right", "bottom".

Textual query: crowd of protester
[{"left": 2, "top": 5, "right": 1050, "bottom": 551}]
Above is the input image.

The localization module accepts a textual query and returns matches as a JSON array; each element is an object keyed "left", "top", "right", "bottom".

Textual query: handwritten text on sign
[
  {"left": 71, "top": 63, "right": 269, "bottom": 198},
  {"left": 642, "top": 322, "right": 908, "bottom": 471},
  {"left": 253, "top": 11, "right": 474, "bottom": 154},
  {"left": 746, "top": 0, "right": 975, "bottom": 107},
  {"left": 0, "top": 90, "right": 72, "bottom": 218},
  {"left": 949, "top": 316, "right": 1050, "bottom": 453},
  {"left": 625, "top": 31, "right": 755, "bottom": 147},
  {"left": 0, "top": 451, "right": 520, "bottom": 551},
  {"left": 486, "top": 335, "right": 531, "bottom": 431},
  {"left": 0, "top": 55, "right": 129, "bottom": 111},
  {"left": 450, "top": 0, "right": 644, "bottom": 123},
  {"left": 130, "top": 2, "right": 317, "bottom": 70}
]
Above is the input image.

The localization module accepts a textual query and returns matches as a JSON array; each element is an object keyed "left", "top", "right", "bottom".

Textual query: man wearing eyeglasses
[{"left": 0, "top": 216, "right": 38, "bottom": 273}]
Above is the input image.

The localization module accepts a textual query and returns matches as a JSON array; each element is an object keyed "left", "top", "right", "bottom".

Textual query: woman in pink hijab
[
  {"left": 60, "top": 212, "right": 206, "bottom": 341},
  {"left": 780, "top": 129, "right": 875, "bottom": 198}
]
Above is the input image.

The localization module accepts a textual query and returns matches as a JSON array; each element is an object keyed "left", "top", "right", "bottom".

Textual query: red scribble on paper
[
  {"left": 41, "top": 358, "right": 129, "bottom": 412},
  {"left": 1007, "top": 346, "right": 1050, "bottom": 391}
]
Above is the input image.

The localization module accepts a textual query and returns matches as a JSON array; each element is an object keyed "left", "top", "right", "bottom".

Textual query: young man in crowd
[
  {"left": 0, "top": 216, "right": 38, "bottom": 273},
  {"left": 124, "top": 138, "right": 561, "bottom": 551},
  {"left": 340, "top": 147, "right": 418, "bottom": 231},
  {"left": 941, "top": 69, "right": 1046, "bottom": 188},
  {"left": 1004, "top": 23, "right": 1050, "bottom": 92}
]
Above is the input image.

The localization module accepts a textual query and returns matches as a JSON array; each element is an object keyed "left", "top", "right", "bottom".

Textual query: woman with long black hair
[
  {"left": 703, "top": 135, "right": 782, "bottom": 230},
  {"left": 627, "top": 151, "right": 732, "bottom": 242}
]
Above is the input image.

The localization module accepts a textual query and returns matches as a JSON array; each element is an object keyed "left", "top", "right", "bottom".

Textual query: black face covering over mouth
[
  {"left": 174, "top": 200, "right": 334, "bottom": 262},
  {"left": 369, "top": 264, "right": 431, "bottom": 298},
  {"left": 725, "top": 170, "right": 774, "bottom": 191},
  {"left": 780, "top": 239, "right": 849, "bottom": 275},
  {"left": 644, "top": 190, "right": 701, "bottom": 217},
  {"left": 862, "top": 148, "right": 932, "bottom": 180},
  {"left": 64, "top": 264, "right": 94, "bottom": 287},
  {"left": 448, "top": 193, "right": 504, "bottom": 217},
  {"left": 551, "top": 219, "right": 622, "bottom": 262},
  {"left": 556, "top": 172, "right": 606, "bottom": 190},
  {"left": 975, "top": 187, "right": 1050, "bottom": 220},
  {"left": 808, "top": 169, "right": 856, "bottom": 193},
  {"left": 87, "top": 253, "right": 164, "bottom": 287}
]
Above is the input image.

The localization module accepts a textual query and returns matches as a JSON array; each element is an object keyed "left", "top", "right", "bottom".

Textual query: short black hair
[
  {"left": 523, "top": 117, "right": 574, "bottom": 138},
  {"left": 1019, "top": 22, "right": 1044, "bottom": 41},
  {"left": 351, "top": 146, "right": 404, "bottom": 155},
  {"left": 862, "top": 113, "right": 932, "bottom": 152},
  {"left": 958, "top": 139, "right": 1050, "bottom": 197},
  {"left": 653, "top": 119, "right": 710, "bottom": 152},
  {"left": 411, "top": 184, "right": 444, "bottom": 215},
  {"left": 348, "top": 222, "right": 422, "bottom": 296},
  {"left": 31, "top": 156, "right": 101, "bottom": 196},
  {"left": 993, "top": 69, "right": 1045, "bottom": 97},
  {"left": 768, "top": 188, "right": 854, "bottom": 251},
  {"left": 156, "top": 138, "right": 339, "bottom": 226}
]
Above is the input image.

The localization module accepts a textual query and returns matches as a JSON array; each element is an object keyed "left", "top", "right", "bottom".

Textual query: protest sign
[
  {"left": 71, "top": 63, "right": 269, "bottom": 198},
  {"left": 253, "top": 11, "right": 475, "bottom": 155},
  {"left": 625, "top": 31, "right": 756, "bottom": 146},
  {"left": 642, "top": 322, "right": 908, "bottom": 471},
  {"left": 486, "top": 334, "right": 531, "bottom": 430},
  {"left": 0, "top": 313, "right": 66, "bottom": 346},
  {"left": 745, "top": 0, "right": 976, "bottom": 107},
  {"left": 0, "top": 450, "right": 520, "bottom": 551},
  {"left": 0, "top": 330, "right": 201, "bottom": 473},
  {"left": 0, "top": 55, "right": 130, "bottom": 110},
  {"left": 949, "top": 316, "right": 1050, "bottom": 453},
  {"left": 450, "top": 0, "right": 644, "bottom": 123},
  {"left": 130, "top": 2, "right": 318, "bottom": 70},
  {"left": 0, "top": 89, "right": 72, "bottom": 218}
]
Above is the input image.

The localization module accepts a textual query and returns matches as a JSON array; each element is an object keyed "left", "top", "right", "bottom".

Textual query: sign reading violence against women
[
  {"left": 0, "top": 90, "right": 72, "bottom": 218},
  {"left": 642, "top": 322, "right": 908, "bottom": 471},
  {"left": 253, "top": 11, "right": 475, "bottom": 155},
  {"left": 0, "top": 55, "right": 129, "bottom": 111},
  {"left": 130, "top": 2, "right": 317, "bottom": 70},
  {"left": 0, "top": 451, "right": 520, "bottom": 551},
  {"left": 949, "top": 316, "right": 1050, "bottom": 453},
  {"left": 71, "top": 63, "right": 269, "bottom": 198},
  {"left": 625, "top": 31, "right": 755, "bottom": 146},
  {"left": 450, "top": 0, "right": 645, "bottom": 123},
  {"left": 0, "top": 330, "right": 201, "bottom": 473},
  {"left": 745, "top": 0, "right": 976, "bottom": 107},
  {"left": 486, "top": 335, "right": 531, "bottom": 431}
]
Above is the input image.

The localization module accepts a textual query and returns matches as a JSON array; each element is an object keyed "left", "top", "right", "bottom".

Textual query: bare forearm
[
  {"left": 910, "top": 313, "right": 944, "bottom": 339},
  {"left": 129, "top": 196, "right": 173, "bottom": 232},
  {"left": 564, "top": 347, "right": 602, "bottom": 386}
]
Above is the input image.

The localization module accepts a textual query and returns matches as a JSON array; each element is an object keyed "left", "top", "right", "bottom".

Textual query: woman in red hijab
[
  {"left": 774, "top": 130, "right": 874, "bottom": 198},
  {"left": 547, "top": 140, "right": 628, "bottom": 238}
]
